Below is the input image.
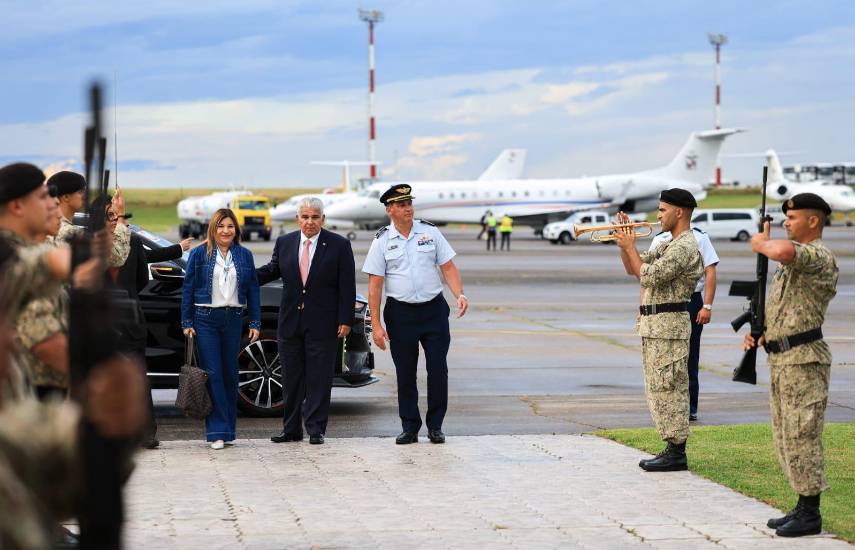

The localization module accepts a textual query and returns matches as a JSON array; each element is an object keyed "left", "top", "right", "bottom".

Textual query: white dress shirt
[{"left": 207, "top": 248, "right": 242, "bottom": 307}]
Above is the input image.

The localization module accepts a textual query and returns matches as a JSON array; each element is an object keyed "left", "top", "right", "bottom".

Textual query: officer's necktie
[{"left": 300, "top": 239, "right": 311, "bottom": 285}]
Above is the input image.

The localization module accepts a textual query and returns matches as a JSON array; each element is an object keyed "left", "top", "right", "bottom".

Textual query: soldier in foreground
[
  {"left": 743, "top": 193, "right": 838, "bottom": 537},
  {"left": 614, "top": 188, "right": 702, "bottom": 471},
  {"left": 50, "top": 170, "right": 131, "bottom": 268}
]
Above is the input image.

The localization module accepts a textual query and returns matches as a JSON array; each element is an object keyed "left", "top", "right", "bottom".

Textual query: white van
[
  {"left": 691, "top": 208, "right": 759, "bottom": 241},
  {"left": 543, "top": 210, "right": 610, "bottom": 244}
]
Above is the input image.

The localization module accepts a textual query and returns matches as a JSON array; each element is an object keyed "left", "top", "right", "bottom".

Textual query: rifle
[
  {"left": 728, "top": 165, "right": 771, "bottom": 384},
  {"left": 68, "top": 82, "right": 126, "bottom": 549}
]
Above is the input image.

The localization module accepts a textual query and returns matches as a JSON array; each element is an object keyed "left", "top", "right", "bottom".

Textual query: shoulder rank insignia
[
  {"left": 692, "top": 226, "right": 706, "bottom": 234},
  {"left": 418, "top": 219, "right": 436, "bottom": 227},
  {"left": 374, "top": 226, "right": 389, "bottom": 239}
]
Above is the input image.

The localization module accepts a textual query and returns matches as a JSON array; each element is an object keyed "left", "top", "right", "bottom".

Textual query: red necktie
[{"left": 300, "top": 239, "right": 311, "bottom": 285}]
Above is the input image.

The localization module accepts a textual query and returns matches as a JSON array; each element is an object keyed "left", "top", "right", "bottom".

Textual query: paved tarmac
[
  {"left": 125, "top": 435, "right": 850, "bottom": 549},
  {"left": 154, "top": 224, "right": 855, "bottom": 440},
  {"left": 133, "top": 223, "right": 855, "bottom": 549}
]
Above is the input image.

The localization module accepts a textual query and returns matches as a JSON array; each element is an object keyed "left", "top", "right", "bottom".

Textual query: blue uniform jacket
[{"left": 180, "top": 243, "right": 261, "bottom": 329}]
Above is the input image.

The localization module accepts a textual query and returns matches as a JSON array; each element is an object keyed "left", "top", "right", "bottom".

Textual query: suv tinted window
[
  {"left": 692, "top": 213, "right": 708, "bottom": 223},
  {"left": 712, "top": 212, "right": 752, "bottom": 221}
]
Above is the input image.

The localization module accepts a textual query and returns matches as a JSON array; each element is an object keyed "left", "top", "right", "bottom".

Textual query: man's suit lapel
[{"left": 285, "top": 232, "right": 301, "bottom": 284}]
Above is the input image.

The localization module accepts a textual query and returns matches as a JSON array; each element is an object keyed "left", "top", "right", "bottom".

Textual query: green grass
[{"left": 597, "top": 423, "right": 855, "bottom": 542}]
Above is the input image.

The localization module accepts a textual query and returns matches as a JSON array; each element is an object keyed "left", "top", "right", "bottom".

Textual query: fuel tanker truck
[{"left": 177, "top": 191, "right": 272, "bottom": 241}]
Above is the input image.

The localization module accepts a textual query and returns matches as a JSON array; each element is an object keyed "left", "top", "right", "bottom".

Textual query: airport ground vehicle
[
  {"left": 133, "top": 225, "right": 377, "bottom": 417},
  {"left": 544, "top": 211, "right": 610, "bottom": 244},
  {"left": 691, "top": 209, "right": 758, "bottom": 241},
  {"left": 178, "top": 191, "right": 273, "bottom": 241}
]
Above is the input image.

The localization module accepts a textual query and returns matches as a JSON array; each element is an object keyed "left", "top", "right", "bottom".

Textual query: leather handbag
[{"left": 174, "top": 335, "right": 212, "bottom": 419}]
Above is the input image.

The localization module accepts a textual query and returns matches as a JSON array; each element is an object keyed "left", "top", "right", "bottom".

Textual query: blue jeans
[{"left": 194, "top": 306, "right": 243, "bottom": 442}]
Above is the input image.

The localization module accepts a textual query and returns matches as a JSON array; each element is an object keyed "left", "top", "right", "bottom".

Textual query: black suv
[{"left": 132, "top": 225, "right": 377, "bottom": 417}]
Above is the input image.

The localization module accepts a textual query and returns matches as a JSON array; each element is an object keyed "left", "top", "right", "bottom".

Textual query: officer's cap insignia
[
  {"left": 787, "top": 199, "right": 794, "bottom": 209},
  {"left": 379, "top": 184, "right": 415, "bottom": 205}
]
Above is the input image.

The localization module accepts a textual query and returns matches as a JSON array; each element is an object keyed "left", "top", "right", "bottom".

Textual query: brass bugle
[{"left": 572, "top": 221, "right": 660, "bottom": 242}]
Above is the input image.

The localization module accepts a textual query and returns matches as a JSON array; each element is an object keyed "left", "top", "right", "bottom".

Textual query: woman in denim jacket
[{"left": 181, "top": 208, "right": 261, "bottom": 449}]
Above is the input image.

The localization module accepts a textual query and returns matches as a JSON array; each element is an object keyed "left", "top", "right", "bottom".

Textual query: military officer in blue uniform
[{"left": 362, "top": 184, "right": 468, "bottom": 444}]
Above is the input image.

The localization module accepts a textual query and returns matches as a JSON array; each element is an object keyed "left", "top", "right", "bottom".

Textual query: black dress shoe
[
  {"left": 309, "top": 434, "right": 325, "bottom": 445},
  {"left": 395, "top": 431, "right": 418, "bottom": 444},
  {"left": 143, "top": 438, "right": 160, "bottom": 449},
  {"left": 270, "top": 431, "right": 303, "bottom": 443},
  {"left": 428, "top": 430, "right": 446, "bottom": 444},
  {"left": 640, "top": 442, "right": 688, "bottom": 472},
  {"left": 689, "top": 413, "right": 698, "bottom": 422}
]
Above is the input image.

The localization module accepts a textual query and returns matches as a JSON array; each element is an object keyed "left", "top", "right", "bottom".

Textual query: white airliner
[
  {"left": 764, "top": 149, "right": 855, "bottom": 215},
  {"left": 269, "top": 149, "right": 528, "bottom": 224},
  {"left": 324, "top": 129, "right": 743, "bottom": 230}
]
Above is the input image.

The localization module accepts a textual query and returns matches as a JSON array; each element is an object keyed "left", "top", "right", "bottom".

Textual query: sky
[{"left": 1, "top": 0, "right": 854, "bottom": 188}]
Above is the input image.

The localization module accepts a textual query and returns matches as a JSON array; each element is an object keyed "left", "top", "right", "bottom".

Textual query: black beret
[
  {"left": 46, "top": 171, "right": 86, "bottom": 196},
  {"left": 0, "top": 163, "right": 45, "bottom": 203},
  {"left": 660, "top": 187, "right": 697, "bottom": 208},
  {"left": 782, "top": 193, "right": 832, "bottom": 216},
  {"left": 379, "top": 184, "right": 415, "bottom": 205}
]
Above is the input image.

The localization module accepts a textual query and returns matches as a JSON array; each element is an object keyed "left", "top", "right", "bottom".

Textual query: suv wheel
[
  {"left": 736, "top": 230, "right": 750, "bottom": 242},
  {"left": 559, "top": 231, "right": 573, "bottom": 245},
  {"left": 237, "top": 338, "right": 284, "bottom": 417}
]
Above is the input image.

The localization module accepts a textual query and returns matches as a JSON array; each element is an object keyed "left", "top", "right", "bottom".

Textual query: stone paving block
[
  {"left": 626, "top": 524, "right": 707, "bottom": 540},
  {"left": 561, "top": 526, "right": 652, "bottom": 548},
  {"left": 648, "top": 539, "right": 721, "bottom": 549},
  {"left": 691, "top": 522, "right": 771, "bottom": 540},
  {"left": 125, "top": 436, "right": 852, "bottom": 549}
]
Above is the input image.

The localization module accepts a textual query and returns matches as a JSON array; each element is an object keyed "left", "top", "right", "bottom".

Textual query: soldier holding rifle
[
  {"left": 742, "top": 193, "right": 838, "bottom": 538},
  {"left": 613, "top": 188, "right": 702, "bottom": 471}
]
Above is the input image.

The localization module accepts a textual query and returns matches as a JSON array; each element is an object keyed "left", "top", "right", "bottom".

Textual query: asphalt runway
[{"left": 155, "top": 223, "right": 855, "bottom": 441}]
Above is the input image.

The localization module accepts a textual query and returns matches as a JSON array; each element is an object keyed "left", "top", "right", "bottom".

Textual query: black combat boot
[
  {"left": 640, "top": 441, "right": 688, "bottom": 472},
  {"left": 767, "top": 500, "right": 799, "bottom": 529},
  {"left": 776, "top": 494, "right": 821, "bottom": 537},
  {"left": 638, "top": 446, "right": 668, "bottom": 468}
]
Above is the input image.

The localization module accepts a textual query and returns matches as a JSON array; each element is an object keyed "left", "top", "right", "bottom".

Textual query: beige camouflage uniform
[
  {"left": 0, "top": 230, "right": 64, "bottom": 401},
  {"left": 14, "top": 235, "right": 70, "bottom": 393},
  {"left": 56, "top": 214, "right": 130, "bottom": 268},
  {"left": 764, "top": 239, "right": 838, "bottom": 496},
  {"left": 636, "top": 230, "right": 703, "bottom": 443}
]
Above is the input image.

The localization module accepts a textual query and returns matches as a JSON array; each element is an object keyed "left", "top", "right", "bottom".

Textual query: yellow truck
[{"left": 177, "top": 191, "right": 273, "bottom": 241}]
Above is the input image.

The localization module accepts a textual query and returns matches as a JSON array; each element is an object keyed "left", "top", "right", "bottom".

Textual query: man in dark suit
[{"left": 256, "top": 197, "right": 356, "bottom": 444}]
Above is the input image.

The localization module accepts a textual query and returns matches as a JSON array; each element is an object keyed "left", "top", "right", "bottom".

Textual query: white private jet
[
  {"left": 764, "top": 149, "right": 855, "bottom": 220},
  {"left": 269, "top": 149, "right": 527, "bottom": 224},
  {"left": 324, "top": 129, "right": 743, "bottom": 232}
]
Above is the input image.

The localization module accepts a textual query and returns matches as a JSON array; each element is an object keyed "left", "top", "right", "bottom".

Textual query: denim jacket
[{"left": 180, "top": 243, "right": 261, "bottom": 330}]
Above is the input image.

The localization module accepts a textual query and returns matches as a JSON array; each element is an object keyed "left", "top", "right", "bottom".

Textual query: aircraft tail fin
[
  {"left": 765, "top": 149, "right": 786, "bottom": 185},
  {"left": 478, "top": 149, "right": 527, "bottom": 181},
  {"left": 648, "top": 128, "right": 745, "bottom": 186}
]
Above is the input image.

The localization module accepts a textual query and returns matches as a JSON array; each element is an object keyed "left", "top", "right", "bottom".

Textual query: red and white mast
[
  {"left": 359, "top": 9, "right": 384, "bottom": 180},
  {"left": 708, "top": 32, "right": 727, "bottom": 187}
]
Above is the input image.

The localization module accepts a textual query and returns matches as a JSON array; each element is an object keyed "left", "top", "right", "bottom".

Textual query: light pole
[
  {"left": 708, "top": 32, "right": 727, "bottom": 187},
  {"left": 359, "top": 9, "right": 384, "bottom": 180}
]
